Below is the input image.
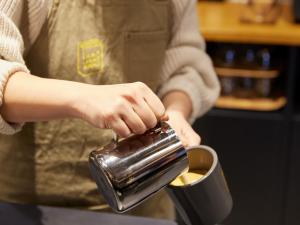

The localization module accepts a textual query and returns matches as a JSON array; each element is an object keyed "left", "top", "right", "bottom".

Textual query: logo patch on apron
[{"left": 77, "top": 39, "right": 104, "bottom": 77}]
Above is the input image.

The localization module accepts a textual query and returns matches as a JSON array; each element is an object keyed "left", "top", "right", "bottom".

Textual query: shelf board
[
  {"left": 215, "top": 67, "right": 280, "bottom": 78},
  {"left": 198, "top": 2, "right": 300, "bottom": 46},
  {"left": 215, "top": 96, "right": 287, "bottom": 111}
]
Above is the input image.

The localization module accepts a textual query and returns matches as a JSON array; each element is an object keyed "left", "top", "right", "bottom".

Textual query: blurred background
[{"left": 193, "top": 0, "right": 300, "bottom": 225}]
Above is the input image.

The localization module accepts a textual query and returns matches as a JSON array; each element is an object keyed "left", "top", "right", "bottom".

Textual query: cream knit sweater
[{"left": 0, "top": 0, "right": 220, "bottom": 135}]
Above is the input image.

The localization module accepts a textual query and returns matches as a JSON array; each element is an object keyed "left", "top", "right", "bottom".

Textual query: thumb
[{"left": 160, "top": 114, "right": 169, "bottom": 121}]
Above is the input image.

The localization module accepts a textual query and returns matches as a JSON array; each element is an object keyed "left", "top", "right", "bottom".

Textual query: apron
[{"left": 0, "top": 0, "right": 175, "bottom": 220}]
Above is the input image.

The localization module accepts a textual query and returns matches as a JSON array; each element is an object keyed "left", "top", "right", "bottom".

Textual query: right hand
[{"left": 73, "top": 82, "right": 166, "bottom": 137}]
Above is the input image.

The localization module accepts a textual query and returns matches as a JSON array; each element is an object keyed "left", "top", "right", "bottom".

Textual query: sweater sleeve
[
  {"left": 157, "top": 0, "right": 220, "bottom": 123},
  {"left": 0, "top": 0, "right": 30, "bottom": 135}
]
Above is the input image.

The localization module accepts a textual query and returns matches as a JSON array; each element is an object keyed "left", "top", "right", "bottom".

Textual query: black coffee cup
[{"left": 167, "top": 145, "right": 233, "bottom": 225}]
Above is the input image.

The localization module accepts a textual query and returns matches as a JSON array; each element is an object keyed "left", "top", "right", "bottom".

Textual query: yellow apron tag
[{"left": 77, "top": 39, "right": 105, "bottom": 77}]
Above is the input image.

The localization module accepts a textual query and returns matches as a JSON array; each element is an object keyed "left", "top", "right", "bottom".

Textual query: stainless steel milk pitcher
[
  {"left": 89, "top": 122, "right": 233, "bottom": 225},
  {"left": 89, "top": 122, "right": 189, "bottom": 212}
]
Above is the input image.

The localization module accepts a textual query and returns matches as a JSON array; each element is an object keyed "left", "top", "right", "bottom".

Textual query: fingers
[
  {"left": 181, "top": 126, "right": 201, "bottom": 147},
  {"left": 132, "top": 97, "right": 158, "bottom": 129},
  {"left": 98, "top": 82, "right": 166, "bottom": 136},
  {"left": 187, "top": 130, "right": 201, "bottom": 146},
  {"left": 160, "top": 114, "right": 169, "bottom": 121},
  {"left": 166, "top": 112, "right": 201, "bottom": 147},
  {"left": 120, "top": 104, "right": 147, "bottom": 135},
  {"left": 102, "top": 96, "right": 148, "bottom": 136},
  {"left": 133, "top": 82, "right": 165, "bottom": 120},
  {"left": 144, "top": 95, "right": 166, "bottom": 120},
  {"left": 108, "top": 118, "right": 131, "bottom": 138}
]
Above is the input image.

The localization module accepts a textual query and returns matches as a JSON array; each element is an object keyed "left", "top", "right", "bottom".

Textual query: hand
[
  {"left": 73, "top": 82, "right": 166, "bottom": 137},
  {"left": 166, "top": 110, "right": 201, "bottom": 147}
]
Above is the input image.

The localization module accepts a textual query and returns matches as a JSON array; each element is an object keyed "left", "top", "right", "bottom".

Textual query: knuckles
[
  {"left": 133, "top": 82, "right": 150, "bottom": 95},
  {"left": 113, "top": 98, "right": 128, "bottom": 111},
  {"left": 102, "top": 109, "right": 118, "bottom": 123},
  {"left": 134, "top": 81, "right": 148, "bottom": 91}
]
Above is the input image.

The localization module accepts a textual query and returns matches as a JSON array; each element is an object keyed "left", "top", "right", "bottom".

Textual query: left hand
[{"left": 166, "top": 110, "right": 201, "bottom": 147}]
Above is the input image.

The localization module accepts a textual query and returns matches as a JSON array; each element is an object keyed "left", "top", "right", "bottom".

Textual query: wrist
[
  {"left": 64, "top": 81, "right": 91, "bottom": 120},
  {"left": 165, "top": 109, "right": 186, "bottom": 120},
  {"left": 162, "top": 91, "right": 192, "bottom": 120}
]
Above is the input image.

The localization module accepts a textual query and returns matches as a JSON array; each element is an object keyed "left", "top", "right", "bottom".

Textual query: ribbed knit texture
[
  {"left": 0, "top": 1, "right": 24, "bottom": 63},
  {"left": 27, "top": 0, "right": 49, "bottom": 46},
  {"left": 157, "top": 0, "right": 220, "bottom": 122},
  {"left": 0, "top": 0, "right": 220, "bottom": 134},
  {"left": 0, "top": 60, "right": 28, "bottom": 134}
]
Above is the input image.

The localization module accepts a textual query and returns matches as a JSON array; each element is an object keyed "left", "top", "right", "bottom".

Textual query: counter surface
[{"left": 0, "top": 202, "right": 177, "bottom": 225}]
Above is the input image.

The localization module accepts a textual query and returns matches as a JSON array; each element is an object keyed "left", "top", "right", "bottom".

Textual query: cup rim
[{"left": 169, "top": 145, "right": 218, "bottom": 188}]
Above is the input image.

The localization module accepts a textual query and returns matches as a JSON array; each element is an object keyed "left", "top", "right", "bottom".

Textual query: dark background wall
[{"left": 191, "top": 46, "right": 300, "bottom": 225}]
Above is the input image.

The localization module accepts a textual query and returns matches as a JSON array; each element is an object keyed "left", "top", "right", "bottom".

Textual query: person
[{"left": 0, "top": 0, "right": 220, "bottom": 221}]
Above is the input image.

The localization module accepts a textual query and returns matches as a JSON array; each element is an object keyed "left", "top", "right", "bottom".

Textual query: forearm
[
  {"left": 0, "top": 71, "right": 82, "bottom": 123},
  {"left": 0, "top": 72, "right": 166, "bottom": 137},
  {"left": 162, "top": 90, "right": 192, "bottom": 120}
]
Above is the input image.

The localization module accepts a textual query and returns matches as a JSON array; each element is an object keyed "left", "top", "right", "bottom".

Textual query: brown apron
[{"left": 0, "top": 0, "right": 175, "bottom": 220}]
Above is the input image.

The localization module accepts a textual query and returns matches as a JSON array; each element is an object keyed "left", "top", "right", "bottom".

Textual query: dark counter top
[{"left": 0, "top": 202, "right": 177, "bottom": 225}]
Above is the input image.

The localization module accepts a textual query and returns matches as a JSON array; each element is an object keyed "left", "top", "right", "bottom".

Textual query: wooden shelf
[
  {"left": 215, "top": 67, "right": 280, "bottom": 78},
  {"left": 198, "top": 2, "right": 300, "bottom": 46},
  {"left": 215, "top": 96, "right": 287, "bottom": 111}
]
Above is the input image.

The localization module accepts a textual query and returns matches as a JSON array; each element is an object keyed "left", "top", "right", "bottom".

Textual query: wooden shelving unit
[
  {"left": 192, "top": 3, "right": 300, "bottom": 225},
  {"left": 197, "top": 2, "right": 300, "bottom": 45}
]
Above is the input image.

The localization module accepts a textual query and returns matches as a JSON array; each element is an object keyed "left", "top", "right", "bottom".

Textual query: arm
[
  {"left": 1, "top": 71, "right": 167, "bottom": 137},
  {"left": 0, "top": 1, "right": 166, "bottom": 137},
  {"left": 0, "top": 0, "right": 32, "bottom": 134},
  {"left": 158, "top": 0, "right": 220, "bottom": 146},
  {"left": 1, "top": 71, "right": 82, "bottom": 122}
]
